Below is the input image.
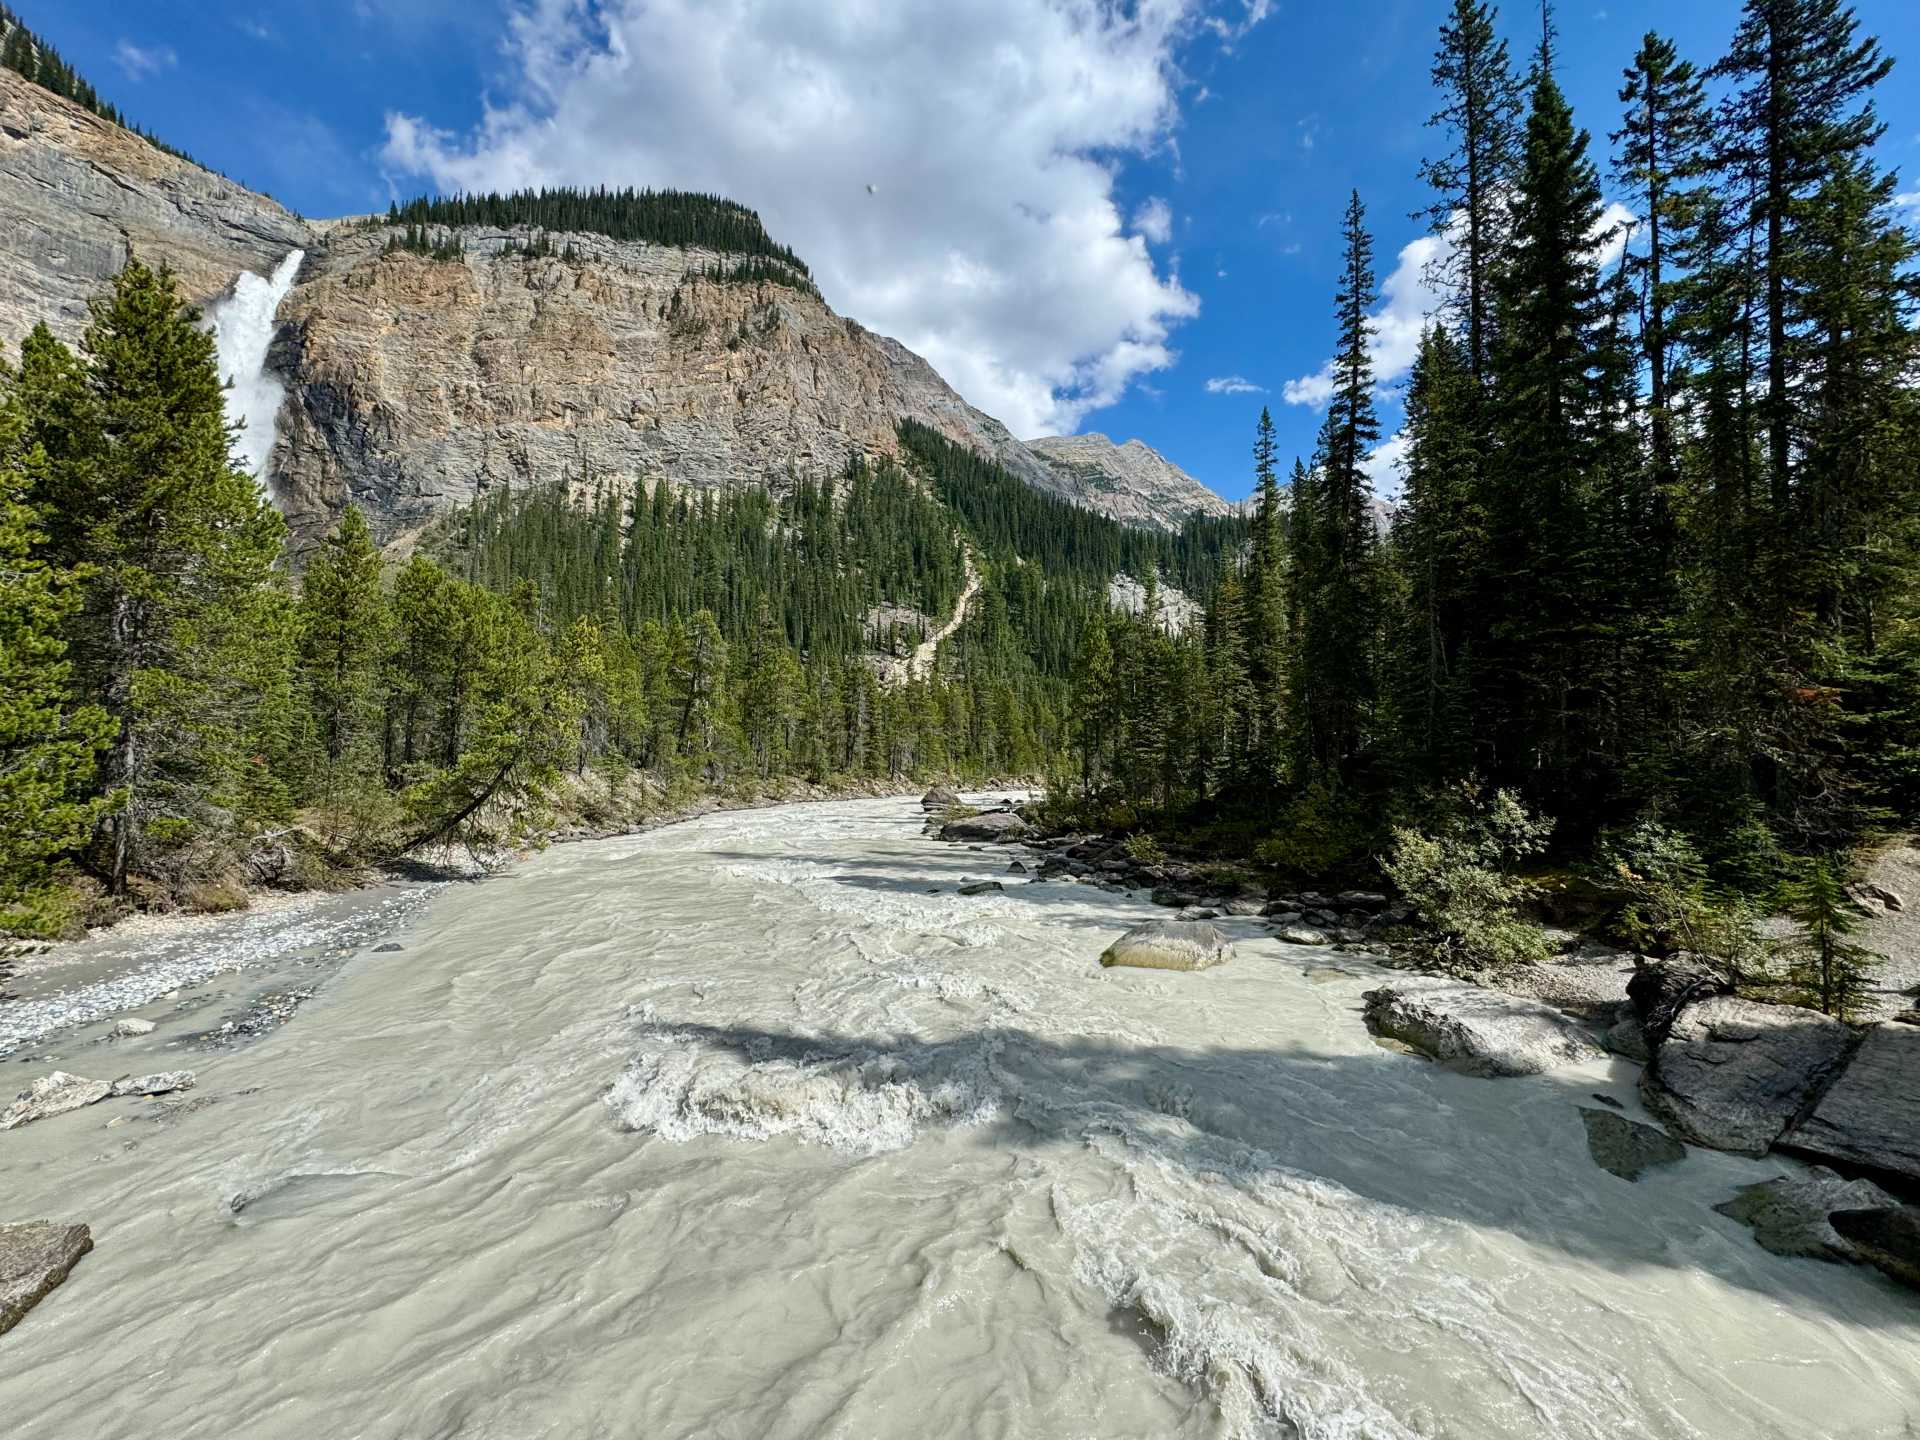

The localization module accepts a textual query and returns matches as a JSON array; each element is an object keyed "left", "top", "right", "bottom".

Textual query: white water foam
[{"left": 207, "top": 248, "right": 304, "bottom": 490}]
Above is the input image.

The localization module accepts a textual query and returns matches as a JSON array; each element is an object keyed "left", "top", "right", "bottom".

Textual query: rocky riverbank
[{"left": 924, "top": 791, "right": 1920, "bottom": 1297}]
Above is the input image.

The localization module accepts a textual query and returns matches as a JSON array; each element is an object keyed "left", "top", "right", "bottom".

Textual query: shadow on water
[{"left": 625, "top": 1011, "right": 1920, "bottom": 1323}]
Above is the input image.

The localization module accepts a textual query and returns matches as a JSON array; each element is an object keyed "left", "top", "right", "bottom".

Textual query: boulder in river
[
  {"left": 1829, "top": 1207, "right": 1920, "bottom": 1291},
  {"left": 1578, "top": 1107, "right": 1686, "bottom": 1181},
  {"left": 956, "top": 881, "right": 1003, "bottom": 897},
  {"left": 1780, "top": 1023, "right": 1920, "bottom": 1186},
  {"left": 1713, "top": 1168, "right": 1897, "bottom": 1262},
  {"left": 1099, "top": 920, "right": 1234, "bottom": 973},
  {"left": 1641, "top": 997, "right": 1851, "bottom": 1156},
  {"left": 108, "top": 1017, "right": 156, "bottom": 1038},
  {"left": 1626, "top": 959, "right": 1733, "bottom": 1042},
  {"left": 109, "top": 1071, "right": 195, "bottom": 1099},
  {"left": 920, "top": 785, "right": 961, "bottom": 812},
  {"left": 1362, "top": 982, "right": 1606, "bottom": 1077},
  {"left": 1602, "top": 1012, "right": 1653, "bottom": 1063},
  {"left": 938, "top": 811, "right": 1030, "bottom": 843},
  {"left": 0, "top": 1073, "right": 113, "bottom": 1131},
  {"left": 1273, "top": 924, "right": 1330, "bottom": 946},
  {"left": 0, "top": 1221, "right": 93, "bottom": 1336}
]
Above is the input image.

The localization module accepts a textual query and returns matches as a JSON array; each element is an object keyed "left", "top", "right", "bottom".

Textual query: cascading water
[{"left": 206, "top": 248, "right": 304, "bottom": 491}]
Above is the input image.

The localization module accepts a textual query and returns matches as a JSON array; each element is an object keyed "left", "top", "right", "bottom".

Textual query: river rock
[
  {"left": 1099, "top": 920, "right": 1234, "bottom": 973},
  {"left": 956, "top": 881, "right": 1003, "bottom": 897},
  {"left": 1336, "top": 891, "right": 1388, "bottom": 910},
  {"left": 920, "top": 786, "right": 961, "bottom": 812},
  {"left": 1641, "top": 997, "right": 1852, "bottom": 1156},
  {"left": 0, "top": 1072, "right": 113, "bottom": 1131},
  {"left": 109, "top": 1071, "right": 195, "bottom": 1099},
  {"left": 1362, "top": 982, "right": 1605, "bottom": 1077},
  {"left": 1273, "top": 924, "right": 1330, "bottom": 946},
  {"left": 939, "top": 811, "right": 1030, "bottom": 843},
  {"left": 108, "top": 1018, "right": 155, "bottom": 1039},
  {"left": 1780, "top": 1024, "right": 1920, "bottom": 1185},
  {"left": 1626, "top": 959, "right": 1733, "bottom": 1041},
  {"left": 0, "top": 1221, "right": 93, "bottom": 1336},
  {"left": 1603, "top": 1012, "right": 1653, "bottom": 1063},
  {"left": 1578, "top": 1107, "right": 1686, "bottom": 1181},
  {"left": 1713, "top": 1168, "right": 1897, "bottom": 1261},
  {"left": 1829, "top": 1207, "right": 1920, "bottom": 1291}
]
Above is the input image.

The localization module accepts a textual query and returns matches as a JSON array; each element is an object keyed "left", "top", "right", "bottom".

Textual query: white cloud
[
  {"left": 1205, "top": 375, "right": 1265, "bottom": 395},
  {"left": 114, "top": 40, "right": 177, "bottom": 79},
  {"left": 1896, "top": 190, "right": 1920, "bottom": 210},
  {"left": 1132, "top": 196, "right": 1174, "bottom": 246},
  {"left": 1283, "top": 200, "right": 1639, "bottom": 408},
  {"left": 378, "top": 0, "right": 1276, "bottom": 439},
  {"left": 1362, "top": 429, "right": 1410, "bottom": 500}
]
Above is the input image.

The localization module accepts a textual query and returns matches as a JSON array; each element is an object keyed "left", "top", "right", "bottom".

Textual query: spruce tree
[{"left": 1418, "top": 0, "right": 1524, "bottom": 384}]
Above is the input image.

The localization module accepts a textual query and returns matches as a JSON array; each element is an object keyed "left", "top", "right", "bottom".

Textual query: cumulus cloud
[
  {"left": 1205, "top": 375, "right": 1265, "bottom": 395},
  {"left": 114, "top": 40, "right": 177, "bottom": 79},
  {"left": 1283, "top": 200, "right": 1638, "bottom": 409},
  {"left": 1897, "top": 189, "right": 1920, "bottom": 210},
  {"left": 1132, "top": 196, "right": 1174, "bottom": 245},
  {"left": 379, "top": 0, "right": 1271, "bottom": 439}
]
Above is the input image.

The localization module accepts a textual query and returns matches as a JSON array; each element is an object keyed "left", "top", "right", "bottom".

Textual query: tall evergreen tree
[{"left": 1418, "top": 0, "right": 1524, "bottom": 384}]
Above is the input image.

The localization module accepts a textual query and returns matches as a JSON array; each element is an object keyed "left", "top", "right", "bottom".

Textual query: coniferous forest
[{"left": 1, "top": 0, "right": 1916, "bottom": 1010}]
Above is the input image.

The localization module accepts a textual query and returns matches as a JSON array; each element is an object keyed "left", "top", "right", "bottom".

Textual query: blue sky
[{"left": 32, "top": 1, "right": 1920, "bottom": 502}]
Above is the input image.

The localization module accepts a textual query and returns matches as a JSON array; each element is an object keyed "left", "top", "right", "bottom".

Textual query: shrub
[
  {"left": 1123, "top": 831, "right": 1166, "bottom": 866},
  {"left": 1255, "top": 778, "right": 1374, "bottom": 877},
  {"left": 1381, "top": 784, "right": 1554, "bottom": 973},
  {"left": 1594, "top": 819, "right": 1770, "bottom": 989}
]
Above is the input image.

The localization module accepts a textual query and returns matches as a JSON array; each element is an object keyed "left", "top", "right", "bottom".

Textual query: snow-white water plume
[{"left": 206, "top": 248, "right": 304, "bottom": 489}]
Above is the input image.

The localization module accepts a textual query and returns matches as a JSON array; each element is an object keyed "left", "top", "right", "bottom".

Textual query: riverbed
[{"left": 2, "top": 797, "right": 1915, "bottom": 1438}]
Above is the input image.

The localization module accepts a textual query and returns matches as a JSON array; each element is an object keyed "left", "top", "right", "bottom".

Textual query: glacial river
[{"left": 3, "top": 797, "right": 1916, "bottom": 1438}]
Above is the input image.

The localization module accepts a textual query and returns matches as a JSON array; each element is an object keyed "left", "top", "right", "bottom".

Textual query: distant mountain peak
[{"left": 1025, "top": 431, "right": 1230, "bottom": 533}]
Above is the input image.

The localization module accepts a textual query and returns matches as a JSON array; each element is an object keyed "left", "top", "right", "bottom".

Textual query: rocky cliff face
[
  {"left": 1026, "top": 433, "right": 1234, "bottom": 533},
  {"left": 0, "top": 66, "right": 311, "bottom": 350},
  {"left": 1, "top": 66, "right": 1226, "bottom": 546}
]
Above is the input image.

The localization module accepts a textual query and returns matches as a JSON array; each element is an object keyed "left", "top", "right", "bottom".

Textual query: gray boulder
[
  {"left": 1603, "top": 1013, "right": 1653, "bottom": 1063},
  {"left": 1627, "top": 960, "right": 1733, "bottom": 1040},
  {"left": 108, "top": 1017, "right": 155, "bottom": 1039},
  {"left": 1, "top": 1073, "right": 113, "bottom": 1131},
  {"left": 1336, "top": 891, "right": 1389, "bottom": 910},
  {"left": 109, "top": 1071, "right": 195, "bottom": 1098},
  {"left": 1099, "top": 920, "right": 1234, "bottom": 973},
  {"left": 920, "top": 785, "right": 961, "bottom": 812},
  {"left": 1641, "top": 996, "right": 1851, "bottom": 1156},
  {"left": 1273, "top": 924, "right": 1330, "bottom": 946},
  {"left": 1361, "top": 982, "right": 1606, "bottom": 1077},
  {"left": 1714, "top": 1168, "right": 1897, "bottom": 1261},
  {"left": 956, "top": 881, "right": 1003, "bottom": 897},
  {"left": 1579, "top": 1107, "right": 1686, "bottom": 1181},
  {"left": 0, "top": 1221, "right": 93, "bottom": 1335},
  {"left": 1829, "top": 1207, "right": 1920, "bottom": 1291},
  {"left": 938, "top": 811, "right": 1030, "bottom": 843},
  {"left": 1781, "top": 1023, "right": 1920, "bottom": 1185}
]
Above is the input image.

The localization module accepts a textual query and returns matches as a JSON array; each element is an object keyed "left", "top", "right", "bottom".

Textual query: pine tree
[
  {"left": 1779, "top": 854, "right": 1882, "bottom": 1016},
  {"left": 1418, "top": 0, "right": 1524, "bottom": 384},
  {"left": 20, "top": 260, "right": 291, "bottom": 894},
  {"left": 1613, "top": 31, "right": 1713, "bottom": 485},
  {"left": 0, "top": 381, "right": 115, "bottom": 931}
]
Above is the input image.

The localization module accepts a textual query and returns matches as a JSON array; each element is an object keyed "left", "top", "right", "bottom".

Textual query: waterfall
[{"left": 207, "top": 248, "right": 304, "bottom": 492}]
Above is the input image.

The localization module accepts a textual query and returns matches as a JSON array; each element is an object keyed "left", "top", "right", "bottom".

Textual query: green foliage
[
  {"left": 1254, "top": 778, "right": 1377, "bottom": 879},
  {"left": 1122, "top": 831, "right": 1165, "bottom": 866},
  {"left": 1778, "top": 855, "right": 1884, "bottom": 1018},
  {"left": 1381, "top": 785, "right": 1555, "bottom": 972},
  {"left": 387, "top": 188, "right": 809, "bottom": 272},
  {"left": 384, "top": 225, "right": 466, "bottom": 262},
  {"left": 1593, "top": 820, "right": 1771, "bottom": 987}
]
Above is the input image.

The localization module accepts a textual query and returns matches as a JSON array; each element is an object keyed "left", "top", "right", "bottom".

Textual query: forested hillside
[
  {"left": 0, "top": 2, "right": 196, "bottom": 164},
  {"left": 1067, "top": 0, "right": 1918, "bottom": 1011}
]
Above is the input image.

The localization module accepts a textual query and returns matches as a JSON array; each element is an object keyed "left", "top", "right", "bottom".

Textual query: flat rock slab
[
  {"left": 0, "top": 1072, "right": 113, "bottom": 1131},
  {"left": 109, "top": 1071, "right": 195, "bottom": 1099},
  {"left": 1273, "top": 924, "right": 1330, "bottom": 946},
  {"left": 1100, "top": 920, "right": 1234, "bottom": 973},
  {"left": 1830, "top": 1207, "right": 1920, "bottom": 1291},
  {"left": 938, "top": 811, "right": 1030, "bottom": 843},
  {"left": 1714, "top": 1168, "right": 1897, "bottom": 1262},
  {"left": 0, "top": 1221, "right": 93, "bottom": 1335},
  {"left": 1642, "top": 997, "right": 1851, "bottom": 1156},
  {"left": 1782, "top": 1024, "right": 1920, "bottom": 1186},
  {"left": 1362, "top": 982, "right": 1605, "bottom": 1077},
  {"left": 1579, "top": 1107, "right": 1686, "bottom": 1181}
]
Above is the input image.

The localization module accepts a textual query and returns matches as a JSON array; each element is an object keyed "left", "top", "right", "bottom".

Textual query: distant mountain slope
[
  {"left": 0, "top": 65, "right": 1206, "bottom": 546},
  {"left": 1025, "top": 433, "right": 1233, "bottom": 533}
]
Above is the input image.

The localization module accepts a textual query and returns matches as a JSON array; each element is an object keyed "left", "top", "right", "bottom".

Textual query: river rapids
[{"left": 2, "top": 798, "right": 1915, "bottom": 1438}]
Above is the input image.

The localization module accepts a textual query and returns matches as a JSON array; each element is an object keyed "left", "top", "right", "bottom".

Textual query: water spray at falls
[{"left": 207, "top": 248, "right": 304, "bottom": 492}]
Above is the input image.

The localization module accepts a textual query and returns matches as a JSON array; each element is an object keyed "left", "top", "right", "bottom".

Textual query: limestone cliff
[{"left": 0, "top": 64, "right": 1227, "bottom": 546}]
